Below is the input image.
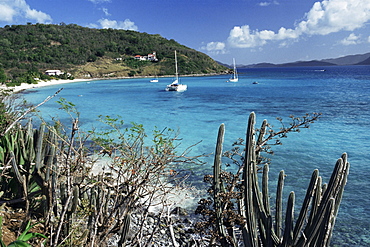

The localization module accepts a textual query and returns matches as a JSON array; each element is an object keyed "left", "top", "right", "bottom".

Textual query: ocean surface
[{"left": 21, "top": 66, "right": 370, "bottom": 246}]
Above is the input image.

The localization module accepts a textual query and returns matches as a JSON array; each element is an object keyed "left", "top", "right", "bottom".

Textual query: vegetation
[
  {"left": 194, "top": 112, "right": 349, "bottom": 246},
  {"left": 0, "top": 92, "right": 204, "bottom": 246},
  {"left": 0, "top": 23, "right": 228, "bottom": 84},
  {"left": 0, "top": 90, "right": 30, "bottom": 134},
  {"left": 0, "top": 89, "right": 349, "bottom": 246},
  {"left": 0, "top": 217, "right": 46, "bottom": 247}
]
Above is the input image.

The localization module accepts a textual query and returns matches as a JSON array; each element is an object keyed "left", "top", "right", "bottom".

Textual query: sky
[{"left": 0, "top": 0, "right": 370, "bottom": 65}]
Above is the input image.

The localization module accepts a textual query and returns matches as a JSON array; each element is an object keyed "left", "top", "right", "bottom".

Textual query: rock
[
  {"left": 185, "top": 228, "right": 196, "bottom": 234},
  {"left": 148, "top": 216, "right": 155, "bottom": 224},
  {"left": 171, "top": 206, "right": 188, "bottom": 216}
]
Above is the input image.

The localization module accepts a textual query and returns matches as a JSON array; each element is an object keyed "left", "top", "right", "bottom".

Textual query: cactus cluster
[
  {"left": 0, "top": 118, "right": 187, "bottom": 246},
  {"left": 0, "top": 122, "right": 52, "bottom": 213},
  {"left": 0, "top": 112, "right": 349, "bottom": 246},
  {"left": 0, "top": 121, "right": 133, "bottom": 246},
  {"left": 210, "top": 112, "right": 349, "bottom": 246}
]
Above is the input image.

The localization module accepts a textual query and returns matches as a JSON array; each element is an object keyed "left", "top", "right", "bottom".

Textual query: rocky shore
[{"left": 107, "top": 207, "right": 200, "bottom": 247}]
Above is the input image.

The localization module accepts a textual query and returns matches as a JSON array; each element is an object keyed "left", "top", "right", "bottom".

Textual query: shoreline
[
  {"left": 0, "top": 78, "right": 97, "bottom": 93},
  {"left": 1, "top": 72, "right": 227, "bottom": 93}
]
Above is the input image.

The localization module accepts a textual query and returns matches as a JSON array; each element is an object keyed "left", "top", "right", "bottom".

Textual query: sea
[{"left": 20, "top": 65, "right": 370, "bottom": 246}]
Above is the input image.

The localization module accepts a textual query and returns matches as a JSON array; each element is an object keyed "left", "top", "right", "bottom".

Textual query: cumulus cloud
[
  {"left": 297, "top": 0, "right": 370, "bottom": 35},
  {"left": 201, "top": 42, "right": 226, "bottom": 54},
  {"left": 226, "top": 0, "right": 370, "bottom": 48},
  {"left": 0, "top": 4, "right": 16, "bottom": 22},
  {"left": 340, "top": 33, "right": 361, "bottom": 45},
  {"left": 227, "top": 25, "right": 301, "bottom": 48},
  {"left": 26, "top": 8, "right": 52, "bottom": 23},
  {"left": 98, "top": 18, "right": 138, "bottom": 31},
  {"left": 0, "top": 0, "right": 52, "bottom": 23},
  {"left": 228, "top": 25, "right": 267, "bottom": 48}
]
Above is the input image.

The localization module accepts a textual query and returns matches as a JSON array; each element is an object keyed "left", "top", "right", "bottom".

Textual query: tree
[
  {"left": 0, "top": 68, "right": 6, "bottom": 84},
  {"left": 0, "top": 23, "right": 228, "bottom": 79}
]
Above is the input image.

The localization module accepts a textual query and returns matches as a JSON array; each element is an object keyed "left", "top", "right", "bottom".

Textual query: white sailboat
[
  {"left": 166, "top": 51, "right": 187, "bottom": 92},
  {"left": 229, "top": 58, "right": 238, "bottom": 82},
  {"left": 150, "top": 76, "right": 159, "bottom": 82}
]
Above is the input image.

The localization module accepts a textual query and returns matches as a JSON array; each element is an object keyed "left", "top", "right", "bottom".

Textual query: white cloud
[
  {"left": 275, "top": 27, "right": 300, "bottom": 40},
  {"left": 201, "top": 42, "right": 226, "bottom": 54},
  {"left": 87, "top": 23, "right": 99, "bottom": 29},
  {"left": 206, "top": 42, "right": 226, "bottom": 51},
  {"left": 0, "top": 0, "right": 52, "bottom": 23},
  {"left": 88, "top": 0, "right": 111, "bottom": 3},
  {"left": 368, "top": 36, "right": 370, "bottom": 43},
  {"left": 225, "top": 0, "right": 370, "bottom": 48},
  {"left": 102, "top": 8, "right": 110, "bottom": 16},
  {"left": 298, "top": 0, "right": 370, "bottom": 35},
  {"left": 25, "top": 8, "right": 52, "bottom": 23},
  {"left": 0, "top": 4, "right": 16, "bottom": 22},
  {"left": 227, "top": 25, "right": 300, "bottom": 48},
  {"left": 228, "top": 25, "right": 267, "bottom": 48},
  {"left": 340, "top": 33, "right": 361, "bottom": 45},
  {"left": 259, "top": 2, "right": 270, "bottom": 7},
  {"left": 259, "top": 1, "right": 279, "bottom": 7},
  {"left": 98, "top": 18, "right": 138, "bottom": 31}
]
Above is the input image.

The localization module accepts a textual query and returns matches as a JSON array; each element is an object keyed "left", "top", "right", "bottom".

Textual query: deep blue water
[{"left": 21, "top": 66, "right": 370, "bottom": 246}]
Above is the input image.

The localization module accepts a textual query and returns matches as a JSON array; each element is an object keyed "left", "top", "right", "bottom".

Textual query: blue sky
[{"left": 1, "top": 0, "right": 370, "bottom": 65}]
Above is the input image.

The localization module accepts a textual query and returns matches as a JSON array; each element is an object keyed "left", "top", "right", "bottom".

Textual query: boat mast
[
  {"left": 175, "top": 50, "right": 179, "bottom": 81},
  {"left": 233, "top": 58, "right": 237, "bottom": 79}
]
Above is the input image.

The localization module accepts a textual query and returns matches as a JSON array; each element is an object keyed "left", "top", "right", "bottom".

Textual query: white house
[
  {"left": 147, "top": 52, "right": 158, "bottom": 61},
  {"left": 134, "top": 52, "right": 158, "bottom": 61},
  {"left": 45, "top": 70, "right": 63, "bottom": 76},
  {"left": 134, "top": 55, "right": 147, "bottom": 61}
]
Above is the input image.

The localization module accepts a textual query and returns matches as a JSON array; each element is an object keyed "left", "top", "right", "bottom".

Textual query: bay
[{"left": 21, "top": 65, "right": 370, "bottom": 246}]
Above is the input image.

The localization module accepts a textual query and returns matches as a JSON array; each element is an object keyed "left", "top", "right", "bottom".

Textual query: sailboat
[
  {"left": 150, "top": 76, "right": 159, "bottom": 82},
  {"left": 165, "top": 51, "right": 187, "bottom": 92},
  {"left": 229, "top": 58, "right": 238, "bottom": 82}
]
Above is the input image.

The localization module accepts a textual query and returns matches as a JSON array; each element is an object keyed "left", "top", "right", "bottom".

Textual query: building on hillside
[
  {"left": 134, "top": 52, "right": 158, "bottom": 62},
  {"left": 45, "top": 70, "right": 63, "bottom": 76},
  {"left": 147, "top": 52, "right": 158, "bottom": 61},
  {"left": 134, "top": 55, "right": 147, "bottom": 61}
]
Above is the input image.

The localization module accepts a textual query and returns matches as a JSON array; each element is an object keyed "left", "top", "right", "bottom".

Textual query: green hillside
[{"left": 0, "top": 23, "right": 228, "bottom": 84}]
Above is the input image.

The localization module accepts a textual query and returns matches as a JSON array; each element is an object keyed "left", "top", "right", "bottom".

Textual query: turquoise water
[{"left": 21, "top": 66, "right": 370, "bottom": 246}]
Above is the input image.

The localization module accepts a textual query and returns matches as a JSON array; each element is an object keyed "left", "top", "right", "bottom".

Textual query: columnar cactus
[
  {"left": 211, "top": 112, "right": 349, "bottom": 247},
  {"left": 0, "top": 121, "right": 78, "bottom": 244},
  {"left": 213, "top": 123, "right": 229, "bottom": 245}
]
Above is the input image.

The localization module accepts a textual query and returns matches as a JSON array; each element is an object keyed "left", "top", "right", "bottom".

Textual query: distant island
[
  {"left": 225, "top": 52, "right": 370, "bottom": 68},
  {"left": 0, "top": 23, "right": 228, "bottom": 86}
]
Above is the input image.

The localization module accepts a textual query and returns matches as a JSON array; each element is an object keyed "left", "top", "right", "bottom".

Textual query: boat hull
[{"left": 166, "top": 84, "right": 187, "bottom": 92}]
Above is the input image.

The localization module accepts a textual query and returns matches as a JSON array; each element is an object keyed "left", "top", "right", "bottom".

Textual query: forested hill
[{"left": 0, "top": 23, "right": 228, "bottom": 84}]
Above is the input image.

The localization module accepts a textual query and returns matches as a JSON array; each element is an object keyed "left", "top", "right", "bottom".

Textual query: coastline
[
  {"left": 0, "top": 78, "right": 96, "bottom": 93},
  {"left": 1, "top": 72, "right": 227, "bottom": 94}
]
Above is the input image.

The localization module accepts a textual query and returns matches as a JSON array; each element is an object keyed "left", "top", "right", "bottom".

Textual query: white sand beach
[{"left": 1, "top": 78, "right": 96, "bottom": 93}]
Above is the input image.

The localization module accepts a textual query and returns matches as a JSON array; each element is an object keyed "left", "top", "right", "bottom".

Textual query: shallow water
[{"left": 21, "top": 65, "right": 370, "bottom": 246}]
